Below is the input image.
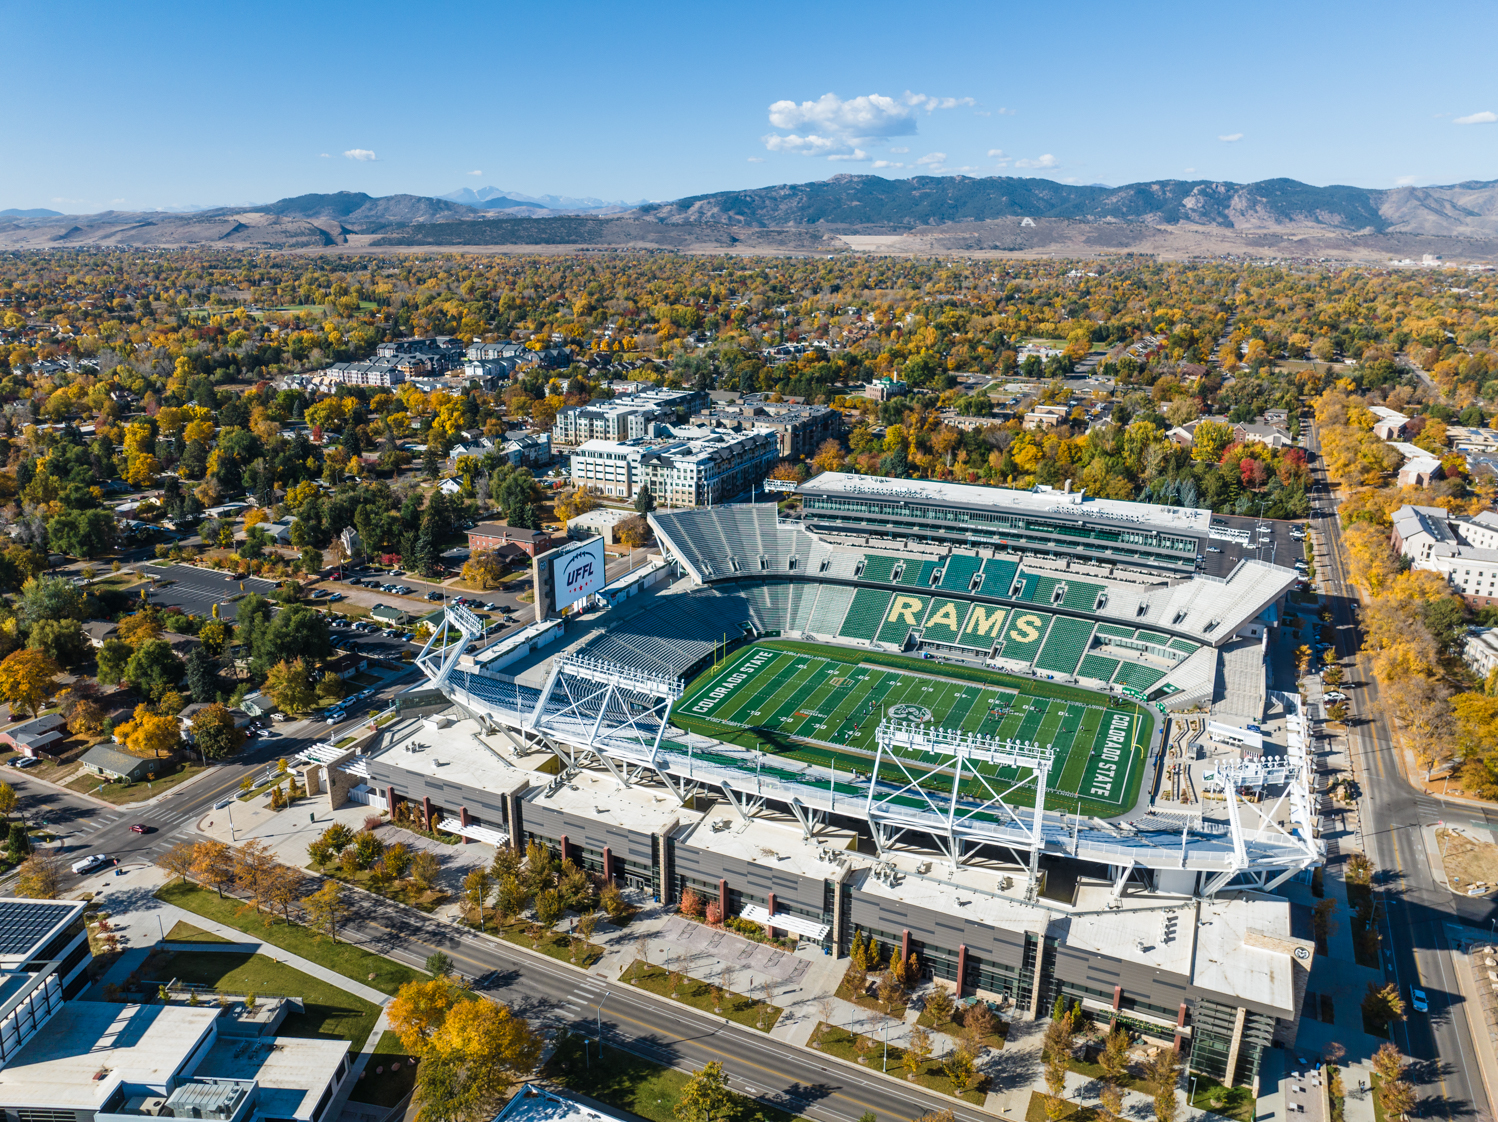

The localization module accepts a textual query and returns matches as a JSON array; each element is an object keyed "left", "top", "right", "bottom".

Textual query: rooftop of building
[
  {"left": 797, "top": 473, "right": 1213, "bottom": 533},
  {"left": 676, "top": 809, "right": 853, "bottom": 883},
  {"left": 367, "top": 714, "right": 536, "bottom": 790},
  {"left": 0, "top": 897, "right": 86, "bottom": 964},
  {"left": 528, "top": 766, "right": 698, "bottom": 838},
  {"left": 0, "top": 1001, "right": 217, "bottom": 1109},
  {"left": 496, "top": 1085, "right": 640, "bottom": 1122},
  {"left": 195, "top": 1034, "right": 349, "bottom": 1120}
]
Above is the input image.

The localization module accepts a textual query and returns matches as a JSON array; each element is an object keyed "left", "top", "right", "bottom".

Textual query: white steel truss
[
  {"left": 414, "top": 602, "right": 488, "bottom": 688},
  {"left": 871, "top": 719, "right": 1053, "bottom": 893}
]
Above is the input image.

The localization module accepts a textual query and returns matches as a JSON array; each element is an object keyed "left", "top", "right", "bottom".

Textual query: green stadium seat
[
  {"left": 937, "top": 555, "right": 983, "bottom": 592},
  {"left": 1034, "top": 617, "right": 1096, "bottom": 675},
  {"left": 1078, "top": 653, "right": 1120, "bottom": 681},
  {"left": 1167, "top": 638, "right": 1200, "bottom": 655},
  {"left": 919, "top": 598, "right": 971, "bottom": 643},
  {"left": 1134, "top": 630, "right": 1170, "bottom": 646},
  {"left": 897, "top": 560, "right": 940, "bottom": 587},
  {"left": 1059, "top": 580, "right": 1105, "bottom": 611},
  {"left": 861, "top": 555, "right": 898, "bottom": 583},
  {"left": 978, "top": 557, "right": 1018, "bottom": 597},
  {"left": 1094, "top": 624, "right": 1136, "bottom": 640},
  {"left": 957, "top": 603, "right": 1008, "bottom": 649},
  {"left": 876, "top": 592, "right": 931, "bottom": 645},
  {"left": 1113, "top": 662, "right": 1167, "bottom": 690},
  {"left": 996, "top": 608, "right": 1053, "bottom": 664},
  {"left": 838, "top": 588, "right": 894, "bottom": 640}
]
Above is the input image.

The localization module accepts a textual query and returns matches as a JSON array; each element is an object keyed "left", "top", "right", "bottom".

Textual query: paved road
[
  {"left": 332, "top": 888, "right": 994, "bottom": 1122},
  {"left": 1307, "top": 419, "right": 1493, "bottom": 1122}
]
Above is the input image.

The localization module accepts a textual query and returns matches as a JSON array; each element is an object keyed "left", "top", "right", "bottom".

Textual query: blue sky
[{"left": 3, "top": 0, "right": 1496, "bottom": 213}]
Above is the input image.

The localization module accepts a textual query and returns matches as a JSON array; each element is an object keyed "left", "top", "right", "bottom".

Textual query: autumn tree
[
  {"left": 902, "top": 1024, "right": 932, "bottom": 1081},
  {"left": 0, "top": 648, "right": 60, "bottom": 718},
  {"left": 192, "top": 840, "right": 236, "bottom": 897},
  {"left": 115, "top": 704, "right": 182, "bottom": 760},
  {"left": 1147, "top": 1045, "right": 1182, "bottom": 1122},
  {"left": 302, "top": 880, "right": 349, "bottom": 942},
  {"left": 156, "top": 841, "right": 197, "bottom": 884},
  {"left": 234, "top": 840, "right": 278, "bottom": 914},
  {"left": 675, "top": 1061, "right": 734, "bottom": 1122},
  {"left": 16, "top": 852, "right": 61, "bottom": 898},
  {"left": 190, "top": 703, "right": 247, "bottom": 760},
  {"left": 1363, "top": 982, "right": 1406, "bottom": 1033},
  {"left": 264, "top": 658, "right": 315, "bottom": 713}
]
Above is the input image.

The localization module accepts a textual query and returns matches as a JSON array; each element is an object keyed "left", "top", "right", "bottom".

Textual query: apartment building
[
  {"left": 553, "top": 389, "right": 709, "bottom": 446},
  {"left": 570, "top": 428, "right": 778, "bottom": 507},
  {"left": 1391, "top": 504, "right": 1498, "bottom": 605},
  {"left": 692, "top": 401, "right": 843, "bottom": 458}
]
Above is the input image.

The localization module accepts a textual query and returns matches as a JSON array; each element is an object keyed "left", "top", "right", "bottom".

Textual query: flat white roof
[
  {"left": 527, "top": 767, "right": 699, "bottom": 837},
  {"left": 799, "top": 472, "right": 1213, "bottom": 533},
  {"left": 677, "top": 809, "right": 853, "bottom": 882},
  {"left": 370, "top": 715, "right": 532, "bottom": 792},
  {"left": 0, "top": 1001, "right": 217, "bottom": 1109},
  {"left": 196, "top": 1035, "right": 349, "bottom": 1120}
]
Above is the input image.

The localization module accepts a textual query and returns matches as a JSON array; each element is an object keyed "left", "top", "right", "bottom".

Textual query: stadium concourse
[{"left": 305, "top": 479, "right": 1319, "bottom": 1092}]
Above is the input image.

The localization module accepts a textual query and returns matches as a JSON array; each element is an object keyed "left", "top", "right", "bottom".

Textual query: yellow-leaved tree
[
  {"left": 0, "top": 648, "right": 60, "bottom": 718},
  {"left": 115, "top": 704, "right": 182, "bottom": 760}
]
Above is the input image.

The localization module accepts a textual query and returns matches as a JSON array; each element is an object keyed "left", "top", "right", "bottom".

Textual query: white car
[
  {"left": 71, "top": 854, "right": 110, "bottom": 875},
  {"left": 1323, "top": 691, "right": 1347, "bottom": 703}
]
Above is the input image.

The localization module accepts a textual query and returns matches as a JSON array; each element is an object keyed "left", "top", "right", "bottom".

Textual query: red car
[{"left": 129, "top": 824, "right": 151, "bottom": 834}]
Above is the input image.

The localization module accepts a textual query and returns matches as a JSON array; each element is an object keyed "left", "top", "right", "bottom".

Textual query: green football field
[{"left": 673, "top": 640, "right": 1151, "bottom": 816}]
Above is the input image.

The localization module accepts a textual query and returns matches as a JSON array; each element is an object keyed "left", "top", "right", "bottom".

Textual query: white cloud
[
  {"left": 466, "top": 169, "right": 483, "bottom": 176},
  {"left": 872, "top": 160, "right": 905, "bottom": 169},
  {"left": 1015, "top": 154, "right": 1059, "bottom": 169},
  {"left": 995, "top": 107, "right": 1017, "bottom": 116},
  {"left": 762, "top": 90, "right": 973, "bottom": 155},
  {"left": 828, "top": 149, "right": 869, "bottom": 162},
  {"left": 903, "top": 91, "right": 976, "bottom": 112},
  {"left": 318, "top": 153, "right": 330, "bottom": 158},
  {"left": 768, "top": 93, "right": 915, "bottom": 139},
  {"left": 1455, "top": 110, "right": 1497, "bottom": 125},
  {"left": 987, "top": 148, "right": 1005, "bottom": 158},
  {"left": 747, "top": 156, "right": 765, "bottom": 163},
  {"left": 763, "top": 132, "right": 839, "bottom": 154},
  {"left": 1395, "top": 175, "right": 1418, "bottom": 185},
  {"left": 915, "top": 152, "right": 947, "bottom": 166},
  {"left": 890, "top": 146, "right": 910, "bottom": 154},
  {"left": 344, "top": 149, "right": 377, "bottom": 161},
  {"left": 1218, "top": 133, "right": 1243, "bottom": 142}
]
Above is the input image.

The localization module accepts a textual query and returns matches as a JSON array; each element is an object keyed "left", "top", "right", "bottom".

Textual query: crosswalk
[
  {"left": 70, "top": 801, "right": 209, "bottom": 853},
  {"left": 559, "top": 980, "right": 605, "bottom": 1025}
]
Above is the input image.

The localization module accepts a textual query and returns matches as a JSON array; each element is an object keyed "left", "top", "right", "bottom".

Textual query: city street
[{"left": 1307, "top": 420, "right": 1494, "bottom": 1122}]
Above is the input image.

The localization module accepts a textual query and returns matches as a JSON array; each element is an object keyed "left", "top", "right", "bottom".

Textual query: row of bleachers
[
  {"left": 808, "top": 585, "right": 856, "bottom": 634},
  {"left": 1058, "top": 579, "right": 1105, "bottom": 611},
  {"left": 585, "top": 590, "right": 753, "bottom": 678},
  {"left": 823, "top": 553, "right": 861, "bottom": 578},
  {"left": 937, "top": 554, "right": 983, "bottom": 592},
  {"left": 958, "top": 603, "right": 1008, "bottom": 649},
  {"left": 997, "top": 608, "right": 1053, "bottom": 665},
  {"left": 877, "top": 592, "right": 930, "bottom": 645},
  {"left": 1094, "top": 623, "right": 1137, "bottom": 640},
  {"left": 1077, "top": 653, "right": 1120, "bottom": 681},
  {"left": 980, "top": 556, "right": 1019, "bottom": 595},
  {"left": 1113, "top": 661, "right": 1168, "bottom": 691},
  {"left": 1134, "top": 629, "right": 1170, "bottom": 646},
  {"left": 838, "top": 588, "right": 894, "bottom": 640},
  {"left": 788, "top": 582, "right": 818, "bottom": 631},
  {"left": 919, "top": 597, "right": 972, "bottom": 643},
  {"left": 897, "top": 559, "right": 940, "bottom": 587},
  {"left": 1034, "top": 616, "right": 1097, "bottom": 675},
  {"left": 1167, "top": 637, "right": 1200, "bottom": 655},
  {"left": 861, "top": 554, "right": 898, "bottom": 583}
]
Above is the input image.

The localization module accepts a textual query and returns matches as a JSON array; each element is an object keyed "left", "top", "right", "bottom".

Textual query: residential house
[
  {"left": 322, "top": 653, "right": 369, "bottom": 680},
  {"left": 81, "top": 620, "right": 118, "bottom": 648},
  {"left": 370, "top": 604, "right": 411, "bottom": 626},
  {"left": 1023, "top": 405, "right": 1071, "bottom": 430},
  {"left": 177, "top": 703, "right": 253, "bottom": 741},
  {"left": 1369, "top": 406, "right": 1412, "bottom": 441},
  {"left": 0, "top": 713, "right": 65, "bottom": 756},
  {"left": 80, "top": 744, "right": 159, "bottom": 782}
]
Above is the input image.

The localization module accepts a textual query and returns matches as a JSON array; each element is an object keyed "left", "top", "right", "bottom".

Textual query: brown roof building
[{"left": 465, "top": 523, "right": 555, "bottom": 558}]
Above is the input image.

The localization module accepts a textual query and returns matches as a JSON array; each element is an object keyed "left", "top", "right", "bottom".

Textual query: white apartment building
[
  {"left": 553, "top": 388, "right": 709, "bottom": 446},
  {"left": 1464, "top": 627, "right": 1498, "bottom": 678},
  {"left": 1390, "top": 504, "right": 1498, "bottom": 605},
  {"left": 570, "top": 428, "right": 778, "bottom": 508}
]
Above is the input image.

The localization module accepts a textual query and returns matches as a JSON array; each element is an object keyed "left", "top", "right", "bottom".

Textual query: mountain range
[{"left": 6, "top": 175, "right": 1498, "bottom": 256}]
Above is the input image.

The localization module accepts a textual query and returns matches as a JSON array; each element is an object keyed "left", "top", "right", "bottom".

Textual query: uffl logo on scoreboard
[{"left": 564, "top": 556, "right": 594, "bottom": 591}]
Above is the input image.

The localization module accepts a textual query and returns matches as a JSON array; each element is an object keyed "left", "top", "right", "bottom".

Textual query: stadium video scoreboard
[{"left": 532, "top": 536, "right": 607, "bottom": 622}]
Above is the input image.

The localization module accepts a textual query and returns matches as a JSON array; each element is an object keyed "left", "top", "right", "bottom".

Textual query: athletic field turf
[{"left": 673, "top": 640, "right": 1150, "bottom": 817}]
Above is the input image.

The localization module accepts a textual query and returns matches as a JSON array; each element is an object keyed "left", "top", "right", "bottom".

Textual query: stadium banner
[
  {"left": 762, "top": 478, "right": 799, "bottom": 493},
  {"left": 532, "top": 536, "right": 607, "bottom": 620}
]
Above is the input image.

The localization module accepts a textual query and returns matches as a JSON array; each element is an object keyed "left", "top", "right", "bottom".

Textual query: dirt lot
[{"left": 1436, "top": 827, "right": 1498, "bottom": 895}]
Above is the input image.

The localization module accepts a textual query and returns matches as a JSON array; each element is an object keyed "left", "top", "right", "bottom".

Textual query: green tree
[
  {"left": 634, "top": 485, "right": 656, "bottom": 514},
  {"left": 96, "top": 638, "right": 133, "bottom": 686},
  {"left": 7, "top": 821, "right": 31, "bottom": 863},
  {"left": 26, "top": 618, "right": 87, "bottom": 667},
  {"left": 123, "top": 639, "right": 186, "bottom": 702},
  {"left": 675, "top": 1061, "right": 734, "bottom": 1122},
  {"left": 184, "top": 646, "right": 218, "bottom": 701},
  {"left": 190, "top": 703, "right": 247, "bottom": 760},
  {"left": 46, "top": 509, "right": 116, "bottom": 558},
  {"left": 264, "top": 658, "right": 316, "bottom": 713},
  {"left": 18, "top": 576, "right": 86, "bottom": 626}
]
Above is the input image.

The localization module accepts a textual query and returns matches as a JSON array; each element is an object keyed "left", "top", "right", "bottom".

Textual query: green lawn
[
  {"left": 546, "top": 1031, "right": 804, "bottom": 1122},
  {"left": 675, "top": 640, "right": 1149, "bottom": 818},
  {"left": 146, "top": 950, "right": 382, "bottom": 1051},
  {"left": 622, "top": 962, "right": 781, "bottom": 1032},
  {"left": 67, "top": 762, "right": 208, "bottom": 804},
  {"left": 350, "top": 1030, "right": 417, "bottom": 1106},
  {"left": 155, "top": 881, "right": 428, "bottom": 995},
  {"left": 1189, "top": 1076, "right": 1255, "bottom": 1122},
  {"left": 810, "top": 1023, "right": 986, "bottom": 1105},
  {"left": 1027, "top": 1093, "right": 1101, "bottom": 1122},
  {"left": 165, "top": 920, "right": 230, "bottom": 943}
]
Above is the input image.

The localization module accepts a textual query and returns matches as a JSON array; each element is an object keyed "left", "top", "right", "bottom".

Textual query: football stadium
[{"left": 299, "top": 474, "right": 1322, "bottom": 1090}]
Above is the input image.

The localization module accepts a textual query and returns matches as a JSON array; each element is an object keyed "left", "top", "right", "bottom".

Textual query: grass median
[{"left": 155, "top": 880, "right": 427, "bottom": 996}]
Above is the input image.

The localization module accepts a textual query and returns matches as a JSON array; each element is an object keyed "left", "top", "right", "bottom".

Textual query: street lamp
[
  {"left": 595, "top": 990, "right": 611, "bottom": 1059},
  {"left": 1190, "top": 1075, "right": 1198, "bottom": 1115}
]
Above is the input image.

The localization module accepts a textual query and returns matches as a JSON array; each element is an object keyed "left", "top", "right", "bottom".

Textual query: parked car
[
  {"left": 71, "top": 854, "right": 110, "bottom": 874},
  {"left": 1206, "top": 547, "right": 1222, "bottom": 554},
  {"left": 483, "top": 602, "right": 499, "bottom": 611},
  {"left": 9, "top": 756, "right": 39, "bottom": 769},
  {"left": 1323, "top": 691, "right": 1348, "bottom": 702},
  {"left": 425, "top": 591, "right": 443, "bottom": 601},
  {"left": 327, "top": 593, "right": 344, "bottom": 602}
]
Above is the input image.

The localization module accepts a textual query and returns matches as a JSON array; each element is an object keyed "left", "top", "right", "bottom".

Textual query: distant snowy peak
[{"left": 441, "top": 186, "right": 643, "bottom": 210}]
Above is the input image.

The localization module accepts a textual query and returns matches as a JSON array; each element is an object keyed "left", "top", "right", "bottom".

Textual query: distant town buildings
[
  {"left": 692, "top": 401, "right": 842, "bottom": 458},
  {"left": 552, "top": 389, "right": 708, "bottom": 446},
  {"left": 1391, "top": 504, "right": 1498, "bottom": 605},
  {"left": 570, "top": 428, "right": 778, "bottom": 507}
]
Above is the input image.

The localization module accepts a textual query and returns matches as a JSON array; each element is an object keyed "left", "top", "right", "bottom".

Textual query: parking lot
[
  {"left": 138, "top": 563, "right": 278, "bottom": 619},
  {"left": 1198, "top": 512, "right": 1307, "bottom": 578}
]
